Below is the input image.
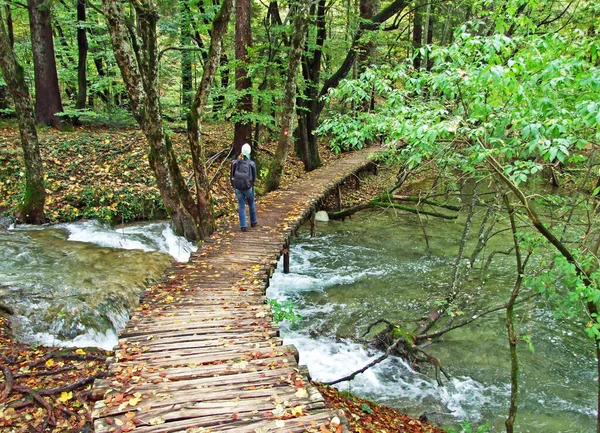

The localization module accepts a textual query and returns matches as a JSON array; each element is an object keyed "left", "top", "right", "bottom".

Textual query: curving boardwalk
[{"left": 92, "top": 147, "right": 380, "bottom": 433}]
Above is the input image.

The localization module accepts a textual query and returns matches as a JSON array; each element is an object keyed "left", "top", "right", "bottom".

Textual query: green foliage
[
  {"left": 360, "top": 403, "right": 373, "bottom": 414},
  {"left": 267, "top": 299, "right": 302, "bottom": 324}
]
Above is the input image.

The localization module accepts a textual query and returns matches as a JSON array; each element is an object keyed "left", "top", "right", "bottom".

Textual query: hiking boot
[
  {"left": 241, "top": 227, "right": 247, "bottom": 232},
  {"left": 251, "top": 222, "right": 257, "bottom": 228}
]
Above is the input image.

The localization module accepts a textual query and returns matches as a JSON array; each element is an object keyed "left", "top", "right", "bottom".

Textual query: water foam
[{"left": 61, "top": 220, "right": 197, "bottom": 262}]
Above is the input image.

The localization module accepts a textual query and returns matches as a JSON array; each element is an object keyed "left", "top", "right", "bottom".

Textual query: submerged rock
[{"left": 315, "top": 210, "right": 329, "bottom": 222}]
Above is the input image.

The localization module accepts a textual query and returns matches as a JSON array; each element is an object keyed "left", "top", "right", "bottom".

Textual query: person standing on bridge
[{"left": 231, "top": 143, "right": 258, "bottom": 232}]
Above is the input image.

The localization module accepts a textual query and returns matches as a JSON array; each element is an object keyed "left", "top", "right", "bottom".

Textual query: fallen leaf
[
  {"left": 295, "top": 388, "right": 308, "bottom": 398},
  {"left": 58, "top": 391, "right": 73, "bottom": 403}
]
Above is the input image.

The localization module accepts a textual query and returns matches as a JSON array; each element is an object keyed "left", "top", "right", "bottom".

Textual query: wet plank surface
[{"left": 92, "top": 148, "right": 380, "bottom": 433}]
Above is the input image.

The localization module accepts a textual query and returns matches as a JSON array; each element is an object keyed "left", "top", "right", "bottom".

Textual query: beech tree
[
  {"left": 101, "top": 0, "right": 232, "bottom": 240},
  {"left": 0, "top": 8, "right": 45, "bottom": 223}
]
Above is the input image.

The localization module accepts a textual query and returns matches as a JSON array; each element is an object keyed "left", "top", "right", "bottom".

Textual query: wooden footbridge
[{"left": 92, "top": 148, "right": 380, "bottom": 433}]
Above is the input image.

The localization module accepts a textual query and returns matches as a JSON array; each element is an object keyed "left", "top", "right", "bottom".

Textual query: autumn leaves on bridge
[{"left": 92, "top": 148, "right": 380, "bottom": 433}]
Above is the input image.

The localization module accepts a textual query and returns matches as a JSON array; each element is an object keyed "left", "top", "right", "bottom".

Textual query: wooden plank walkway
[{"left": 92, "top": 148, "right": 380, "bottom": 433}]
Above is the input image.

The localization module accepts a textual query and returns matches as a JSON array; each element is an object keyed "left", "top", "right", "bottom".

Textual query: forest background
[{"left": 1, "top": 0, "right": 600, "bottom": 432}]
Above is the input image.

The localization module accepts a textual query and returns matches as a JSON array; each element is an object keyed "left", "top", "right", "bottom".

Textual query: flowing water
[
  {"left": 266, "top": 209, "right": 596, "bottom": 432},
  {"left": 0, "top": 220, "right": 196, "bottom": 350}
]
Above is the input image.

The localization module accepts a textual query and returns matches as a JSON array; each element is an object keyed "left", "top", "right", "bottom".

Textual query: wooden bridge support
[{"left": 283, "top": 243, "right": 290, "bottom": 274}]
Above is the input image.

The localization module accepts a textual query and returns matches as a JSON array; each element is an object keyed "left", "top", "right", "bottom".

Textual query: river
[
  {"left": 0, "top": 220, "right": 196, "bottom": 350},
  {"left": 1, "top": 210, "right": 595, "bottom": 432},
  {"left": 266, "top": 209, "right": 596, "bottom": 433}
]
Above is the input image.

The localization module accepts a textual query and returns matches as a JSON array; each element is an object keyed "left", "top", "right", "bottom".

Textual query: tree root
[{"left": 1, "top": 364, "right": 14, "bottom": 401}]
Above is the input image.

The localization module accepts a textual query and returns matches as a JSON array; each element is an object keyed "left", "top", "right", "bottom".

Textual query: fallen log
[
  {"left": 328, "top": 200, "right": 458, "bottom": 220},
  {"left": 391, "top": 195, "right": 462, "bottom": 211}
]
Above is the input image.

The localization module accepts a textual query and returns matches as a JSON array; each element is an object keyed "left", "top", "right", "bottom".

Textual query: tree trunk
[
  {"left": 187, "top": 0, "right": 234, "bottom": 237},
  {"left": 102, "top": 0, "right": 203, "bottom": 240},
  {"left": 76, "top": 0, "right": 88, "bottom": 110},
  {"left": 412, "top": 4, "right": 423, "bottom": 70},
  {"left": 317, "top": 0, "right": 408, "bottom": 115},
  {"left": 180, "top": 1, "right": 193, "bottom": 110},
  {"left": 27, "top": 0, "right": 66, "bottom": 129},
  {"left": 358, "top": 0, "right": 379, "bottom": 114},
  {"left": 0, "top": 11, "right": 45, "bottom": 223},
  {"left": 214, "top": 50, "right": 229, "bottom": 112},
  {"left": 295, "top": 0, "right": 407, "bottom": 162},
  {"left": 296, "top": 0, "right": 325, "bottom": 171},
  {"left": 233, "top": 0, "right": 252, "bottom": 156},
  {"left": 0, "top": 4, "right": 14, "bottom": 112},
  {"left": 265, "top": 0, "right": 310, "bottom": 191},
  {"left": 425, "top": 3, "right": 434, "bottom": 70},
  {"left": 503, "top": 195, "right": 524, "bottom": 433}
]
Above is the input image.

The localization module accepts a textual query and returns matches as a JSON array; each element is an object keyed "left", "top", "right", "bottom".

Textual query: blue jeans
[{"left": 234, "top": 187, "right": 257, "bottom": 228}]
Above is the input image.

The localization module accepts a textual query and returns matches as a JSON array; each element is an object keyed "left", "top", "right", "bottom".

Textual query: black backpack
[{"left": 233, "top": 159, "right": 253, "bottom": 190}]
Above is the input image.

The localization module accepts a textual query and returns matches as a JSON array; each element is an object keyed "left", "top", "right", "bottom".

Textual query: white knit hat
[{"left": 241, "top": 143, "right": 251, "bottom": 158}]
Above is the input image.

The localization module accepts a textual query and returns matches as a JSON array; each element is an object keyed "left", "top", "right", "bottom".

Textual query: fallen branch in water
[{"left": 328, "top": 199, "right": 458, "bottom": 220}]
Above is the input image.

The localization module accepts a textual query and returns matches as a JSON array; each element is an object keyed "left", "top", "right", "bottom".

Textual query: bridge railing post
[{"left": 283, "top": 241, "right": 290, "bottom": 274}]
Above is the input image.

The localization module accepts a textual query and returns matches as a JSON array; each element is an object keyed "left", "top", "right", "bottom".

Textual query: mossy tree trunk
[
  {"left": 265, "top": 0, "right": 310, "bottom": 192},
  {"left": 102, "top": 0, "right": 203, "bottom": 240},
  {"left": 187, "top": 0, "right": 233, "bottom": 238},
  {"left": 0, "top": 10, "right": 45, "bottom": 224}
]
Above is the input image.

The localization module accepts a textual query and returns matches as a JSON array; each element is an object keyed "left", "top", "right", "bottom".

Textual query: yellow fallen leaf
[
  {"left": 75, "top": 349, "right": 86, "bottom": 355},
  {"left": 294, "top": 388, "right": 308, "bottom": 398},
  {"left": 150, "top": 417, "right": 165, "bottom": 425},
  {"left": 58, "top": 391, "right": 72, "bottom": 403},
  {"left": 291, "top": 405, "right": 304, "bottom": 416},
  {"left": 128, "top": 397, "right": 142, "bottom": 407},
  {"left": 45, "top": 359, "right": 55, "bottom": 368}
]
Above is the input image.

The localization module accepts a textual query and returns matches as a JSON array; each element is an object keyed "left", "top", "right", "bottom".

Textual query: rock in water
[{"left": 315, "top": 210, "right": 329, "bottom": 222}]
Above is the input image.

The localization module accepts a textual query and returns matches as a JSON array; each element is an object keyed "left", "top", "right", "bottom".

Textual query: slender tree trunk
[
  {"left": 102, "top": 0, "right": 203, "bottom": 240},
  {"left": 358, "top": 0, "right": 379, "bottom": 114},
  {"left": 412, "top": 4, "right": 423, "bottom": 70},
  {"left": 76, "top": 0, "right": 88, "bottom": 110},
  {"left": 0, "top": 11, "right": 45, "bottom": 223},
  {"left": 234, "top": 0, "right": 252, "bottom": 156},
  {"left": 317, "top": 0, "right": 407, "bottom": 114},
  {"left": 214, "top": 50, "right": 229, "bottom": 111},
  {"left": 27, "top": 0, "right": 66, "bottom": 129},
  {"left": 503, "top": 195, "right": 524, "bottom": 433},
  {"left": 597, "top": 337, "right": 600, "bottom": 433},
  {"left": 425, "top": 3, "right": 434, "bottom": 70},
  {"left": 265, "top": 0, "right": 310, "bottom": 191},
  {"left": 0, "top": 4, "right": 14, "bottom": 111},
  {"left": 4, "top": 4, "right": 13, "bottom": 46},
  {"left": 180, "top": 2, "right": 193, "bottom": 110},
  {"left": 187, "top": 0, "right": 233, "bottom": 237}
]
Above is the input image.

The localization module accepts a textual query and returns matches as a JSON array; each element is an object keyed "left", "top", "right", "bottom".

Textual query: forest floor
[{"left": 0, "top": 121, "right": 446, "bottom": 433}]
